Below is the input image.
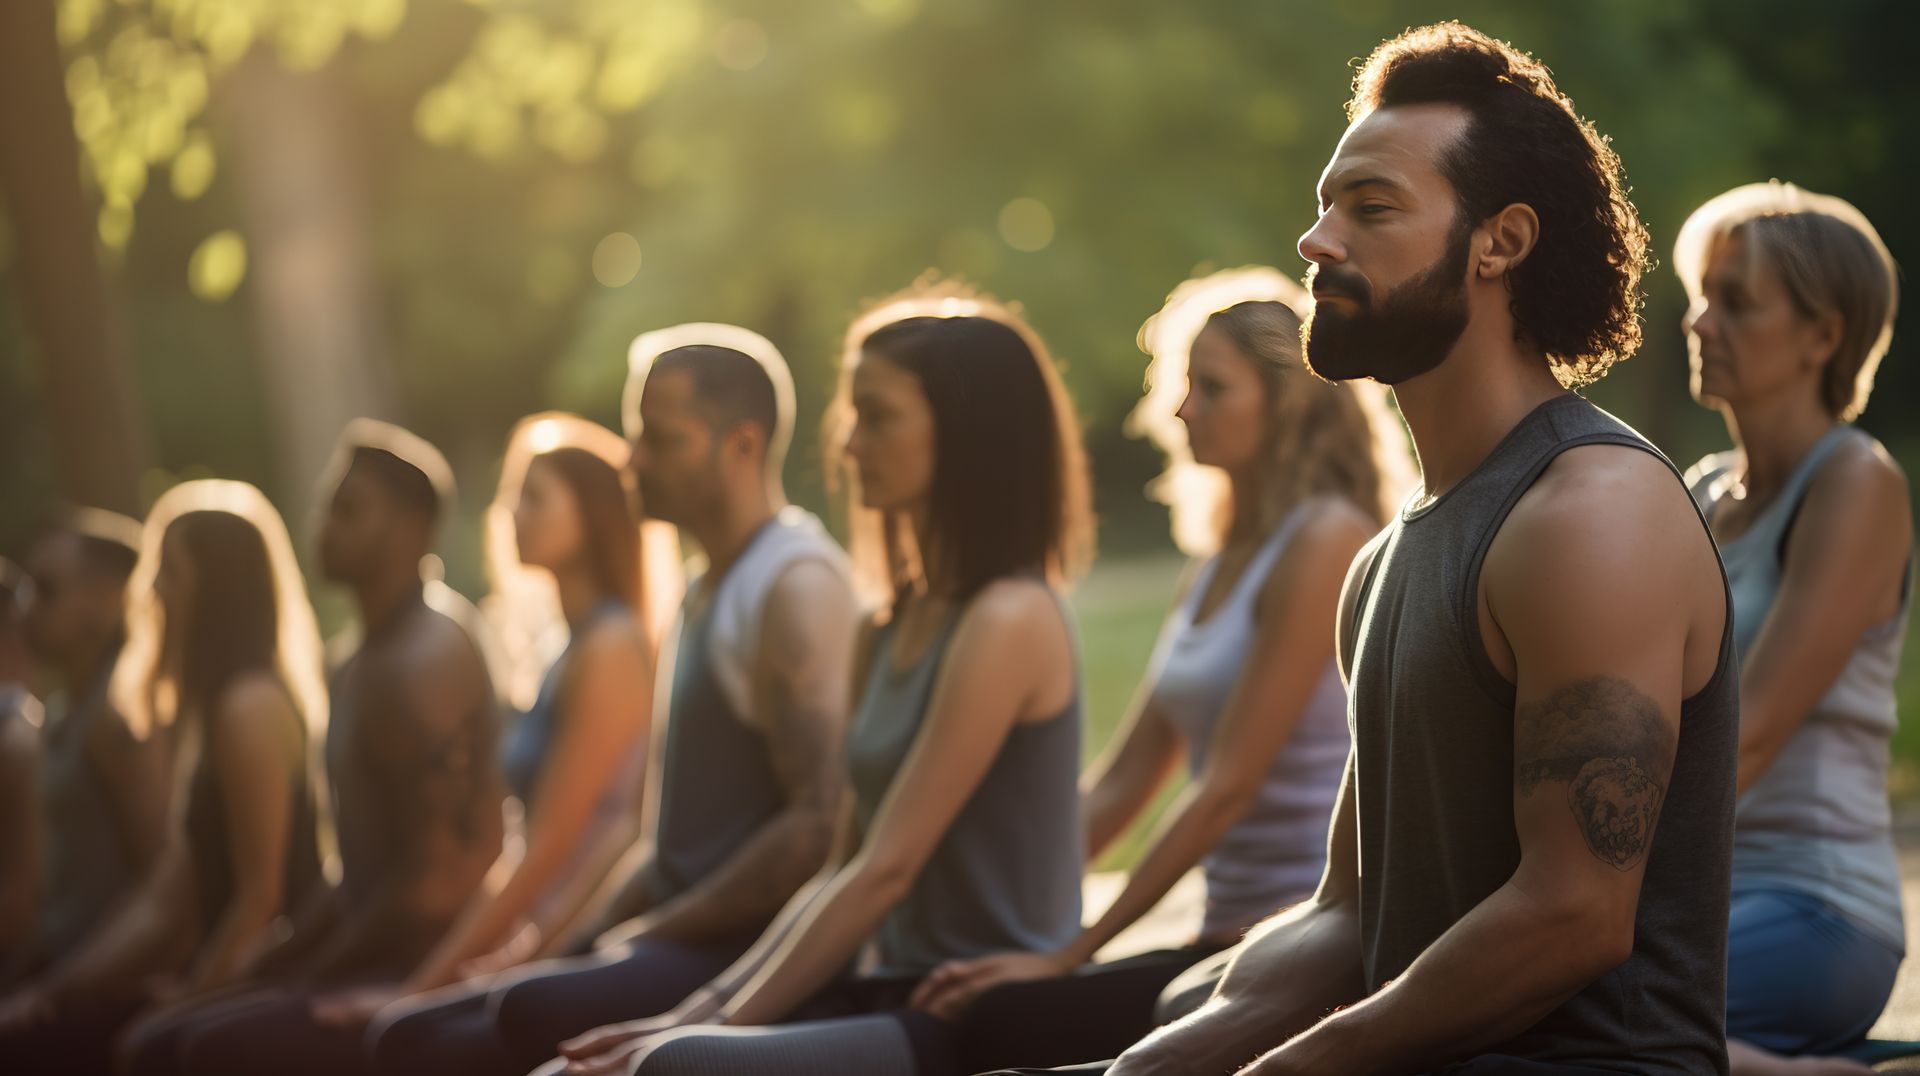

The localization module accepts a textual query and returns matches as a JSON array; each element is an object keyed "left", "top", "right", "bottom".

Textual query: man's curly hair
[{"left": 1349, "top": 22, "right": 1650, "bottom": 386}]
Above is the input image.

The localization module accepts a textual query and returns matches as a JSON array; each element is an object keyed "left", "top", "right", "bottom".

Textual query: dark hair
[
  {"left": 651, "top": 344, "right": 781, "bottom": 453},
  {"left": 51, "top": 507, "right": 142, "bottom": 584},
  {"left": 838, "top": 297, "right": 1094, "bottom": 604},
  {"left": 1349, "top": 21, "right": 1649, "bottom": 385},
  {"left": 334, "top": 419, "right": 455, "bottom": 527},
  {"left": 529, "top": 446, "right": 642, "bottom": 616},
  {"left": 166, "top": 510, "right": 282, "bottom": 717}
]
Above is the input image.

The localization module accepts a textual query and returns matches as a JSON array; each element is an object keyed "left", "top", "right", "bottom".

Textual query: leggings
[
  {"left": 531, "top": 976, "right": 955, "bottom": 1076},
  {"left": 1726, "top": 886, "right": 1904, "bottom": 1055},
  {"left": 0, "top": 993, "right": 144, "bottom": 1076},
  {"left": 368, "top": 934, "right": 753, "bottom": 1076},
  {"left": 952, "top": 943, "right": 1226, "bottom": 1072},
  {"left": 983, "top": 1057, "right": 1629, "bottom": 1075}
]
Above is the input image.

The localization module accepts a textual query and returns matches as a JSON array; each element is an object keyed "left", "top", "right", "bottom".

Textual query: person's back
[{"left": 1348, "top": 395, "right": 1736, "bottom": 1070}]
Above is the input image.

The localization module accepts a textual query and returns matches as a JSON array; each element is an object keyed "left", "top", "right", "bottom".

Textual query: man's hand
[{"left": 909, "top": 950, "right": 1075, "bottom": 1019}]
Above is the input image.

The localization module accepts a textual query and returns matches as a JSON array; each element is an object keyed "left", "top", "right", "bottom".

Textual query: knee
[
  {"left": 490, "top": 975, "right": 555, "bottom": 1057},
  {"left": 1153, "top": 968, "right": 1216, "bottom": 1025},
  {"left": 365, "top": 1003, "right": 438, "bottom": 1076},
  {"left": 628, "top": 1029, "right": 717, "bottom": 1076}
]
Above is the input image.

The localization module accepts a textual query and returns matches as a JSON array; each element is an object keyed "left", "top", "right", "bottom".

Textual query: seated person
[
  {"left": 117, "top": 422, "right": 504, "bottom": 1076},
  {"left": 551, "top": 289, "right": 1092, "bottom": 1076},
  {"left": 0, "top": 481, "right": 330, "bottom": 1076},
  {"left": 1677, "top": 181, "right": 1908, "bottom": 1075},
  {"left": 367, "top": 327, "right": 855, "bottom": 1076},
  {"left": 1002, "top": 24, "right": 1737, "bottom": 1076},
  {"left": 913, "top": 276, "right": 1397, "bottom": 1071},
  {"left": 6, "top": 510, "right": 155, "bottom": 986}
]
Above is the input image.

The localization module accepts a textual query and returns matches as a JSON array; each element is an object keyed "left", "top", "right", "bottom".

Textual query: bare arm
[
  {"left": 1113, "top": 754, "right": 1367, "bottom": 1076},
  {"left": 916, "top": 506, "right": 1373, "bottom": 1015},
  {"left": 298, "top": 620, "right": 504, "bottom": 983},
  {"left": 1067, "top": 508, "right": 1369, "bottom": 962},
  {"left": 716, "top": 580, "right": 1074, "bottom": 1026},
  {"left": 1733, "top": 439, "right": 1910, "bottom": 792},
  {"left": 606, "top": 559, "right": 854, "bottom": 946},
  {"left": 405, "top": 615, "right": 652, "bottom": 991},
  {"left": 183, "top": 674, "right": 302, "bottom": 993},
  {"left": 1237, "top": 449, "right": 1712, "bottom": 1075}
]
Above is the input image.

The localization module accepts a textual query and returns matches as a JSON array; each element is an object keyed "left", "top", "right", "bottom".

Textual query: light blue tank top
[
  {"left": 846, "top": 590, "right": 1084, "bottom": 977},
  {"left": 497, "top": 596, "right": 648, "bottom": 917},
  {"left": 1148, "top": 509, "right": 1352, "bottom": 938},
  {"left": 1690, "top": 425, "right": 1908, "bottom": 951}
]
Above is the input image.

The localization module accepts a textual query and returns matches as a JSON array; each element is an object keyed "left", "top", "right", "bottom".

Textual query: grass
[{"left": 1066, "top": 552, "right": 1191, "bottom": 871}]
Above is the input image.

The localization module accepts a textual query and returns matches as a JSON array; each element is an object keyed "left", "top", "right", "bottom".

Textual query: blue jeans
[{"left": 1727, "top": 886, "right": 1903, "bottom": 1055}]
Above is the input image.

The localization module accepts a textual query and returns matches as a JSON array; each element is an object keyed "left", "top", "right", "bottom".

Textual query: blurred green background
[{"left": 4, "top": 0, "right": 1918, "bottom": 845}]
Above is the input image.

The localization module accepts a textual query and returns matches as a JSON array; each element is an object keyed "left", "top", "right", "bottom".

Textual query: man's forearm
[
  {"left": 1254, "top": 882, "right": 1615, "bottom": 1074},
  {"left": 1116, "top": 898, "right": 1366, "bottom": 1076},
  {"left": 618, "top": 806, "right": 832, "bottom": 947}
]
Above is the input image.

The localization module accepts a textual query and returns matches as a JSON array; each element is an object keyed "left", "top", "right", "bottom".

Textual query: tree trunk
[
  {"left": 0, "top": 0, "right": 149, "bottom": 515},
  {"left": 220, "top": 48, "right": 394, "bottom": 506}
]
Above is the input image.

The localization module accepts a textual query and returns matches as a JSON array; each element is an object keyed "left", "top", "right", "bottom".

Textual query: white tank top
[{"left": 1147, "top": 507, "right": 1351, "bottom": 938}]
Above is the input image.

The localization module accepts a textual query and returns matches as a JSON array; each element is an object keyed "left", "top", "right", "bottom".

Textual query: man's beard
[{"left": 1301, "top": 222, "right": 1473, "bottom": 385}]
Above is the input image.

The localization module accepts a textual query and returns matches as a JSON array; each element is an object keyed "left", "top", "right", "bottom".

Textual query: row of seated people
[{"left": 0, "top": 23, "right": 1911, "bottom": 1076}]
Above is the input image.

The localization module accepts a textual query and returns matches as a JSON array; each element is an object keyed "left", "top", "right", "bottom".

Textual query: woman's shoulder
[{"left": 1799, "top": 429, "right": 1911, "bottom": 536}]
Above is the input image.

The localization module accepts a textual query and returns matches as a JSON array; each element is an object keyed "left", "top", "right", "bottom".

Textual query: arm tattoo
[{"left": 1514, "top": 677, "right": 1673, "bottom": 871}]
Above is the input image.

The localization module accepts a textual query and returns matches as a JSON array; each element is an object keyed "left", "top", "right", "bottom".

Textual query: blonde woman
[
  {"left": 912, "top": 268, "right": 1411, "bottom": 1069},
  {"left": 0, "top": 480, "right": 328, "bottom": 1076},
  {"left": 1677, "top": 182, "right": 1907, "bottom": 1076}
]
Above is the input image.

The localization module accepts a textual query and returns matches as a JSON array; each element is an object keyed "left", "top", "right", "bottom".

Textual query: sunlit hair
[
  {"left": 1349, "top": 21, "right": 1649, "bottom": 386},
  {"left": 111, "top": 480, "right": 327, "bottom": 742},
  {"left": 1130, "top": 267, "right": 1417, "bottom": 555},
  {"left": 321, "top": 418, "right": 457, "bottom": 528},
  {"left": 624, "top": 322, "right": 797, "bottom": 479},
  {"left": 47, "top": 505, "right": 142, "bottom": 582},
  {"left": 825, "top": 277, "right": 1094, "bottom": 608},
  {"left": 482, "top": 412, "right": 681, "bottom": 708},
  {"left": 1675, "top": 180, "right": 1900, "bottom": 421}
]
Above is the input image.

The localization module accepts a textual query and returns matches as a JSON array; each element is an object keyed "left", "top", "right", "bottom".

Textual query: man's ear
[{"left": 1478, "top": 202, "right": 1540, "bottom": 279}]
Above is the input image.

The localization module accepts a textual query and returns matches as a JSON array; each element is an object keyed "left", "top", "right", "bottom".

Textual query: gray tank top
[
  {"left": 1148, "top": 508, "right": 1350, "bottom": 937},
  {"left": 1689, "top": 425, "right": 1908, "bottom": 952},
  {"left": 1345, "top": 395, "right": 1737, "bottom": 1074},
  {"left": 34, "top": 655, "right": 140, "bottom": 960},
  {"left": 652, "top": 514, "right": 846, "bottom": 900},
  {"left": 847, "top": 593, "right": 1084, "bottom": 977}
]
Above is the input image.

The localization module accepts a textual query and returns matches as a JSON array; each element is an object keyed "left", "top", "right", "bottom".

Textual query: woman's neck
[{"left": 1723, "top": 391, "right": 1837, "bottom": 503}]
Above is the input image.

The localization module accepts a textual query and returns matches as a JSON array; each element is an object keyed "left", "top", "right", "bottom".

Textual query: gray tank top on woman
[
  {"left": 1148, "top": 508, "right": 1350, "bottom": 938},
  {"left": 847, "top": 593, "right": 1083, "bottom": 978},
  {"left": 1689, "top": 424, "right": 1908, "bottom": 952},
  {"left": 1345, "top": 395, "right": 1738, "bottom": 1074},
  {"left": 34, "top": 655, "right": 140, "bottom": 960}
]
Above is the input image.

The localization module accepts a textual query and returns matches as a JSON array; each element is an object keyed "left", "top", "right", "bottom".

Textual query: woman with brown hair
[
  {"left": 911, "top": 268, "right": 1410, "bottom": 1069},
  {"left": 550, "top": 282, "right": 1092, "bottom": 1076},
  {"left": 0, "top": 480, "right": 327, "bottom": 1075}
]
